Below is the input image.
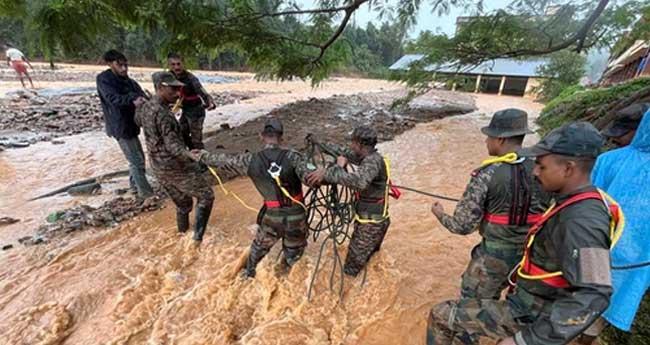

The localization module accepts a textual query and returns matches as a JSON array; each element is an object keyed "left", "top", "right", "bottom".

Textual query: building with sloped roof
[
  {"left": 390, "top": 54, "right": 548, "bottom": 98},
  {"left": 601, "top": 40, "right": 650, "bottom": 85}
]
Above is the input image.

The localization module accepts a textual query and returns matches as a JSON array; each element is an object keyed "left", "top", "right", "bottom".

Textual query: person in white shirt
[{"left": 3, "top": 44, "right": 34, "bottom": 88}]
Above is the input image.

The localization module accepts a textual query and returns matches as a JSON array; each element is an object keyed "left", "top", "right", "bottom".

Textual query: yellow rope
[
  {"left": 480, "top": 152, "right": 519, "bottom": 167},
  {"left": 206, "top": 166, "right": 258, "bottom": 213},
  {"left": 171, "top": 97, "right": 183, "bottom": 113},
  {"left": 598, "top": 190, "right": 625, "bottom": 247},
  {"left": 272, "top": 176, "right": 308, "bottom": 211}
]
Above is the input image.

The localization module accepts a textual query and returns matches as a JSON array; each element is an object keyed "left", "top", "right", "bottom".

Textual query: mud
[
  {"left": 11, "top": 89, "right": 475, "bottom": 248},
  {"left": 0, "top": 99, "right": 542, "bottom": 345},
  {"left": 205, "top": 89, "right": 476, "bottom": 153},
  {"left": 0, "top": 90, "right": 257, "bottom": 146},
  {"left": 0, "top": 63, "right": 548, "bottom": 345},
  {"left": 20, "top": 195, "right": 166, "bottom": 246}
]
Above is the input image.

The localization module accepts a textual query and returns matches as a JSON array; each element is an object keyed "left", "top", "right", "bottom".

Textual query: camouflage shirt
[
  {"left": 320, "top": 142, "right": 388, "bottom": 216},
  {"left": 200, "top": 143, "right": 310, "bottom": 203},
  {"left": 438, "top": 157, "right": 550, "bottom": 247},
  {"left": 134, "top": 95, "right": 195, "bottom": 174}
]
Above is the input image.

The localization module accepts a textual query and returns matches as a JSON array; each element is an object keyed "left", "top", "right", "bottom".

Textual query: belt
[
  {"left": 264, "top": 193, "right": 304, "bottom": 208},
  {"left": 484, "top": 213, "right": 542, "bottom": 225}
]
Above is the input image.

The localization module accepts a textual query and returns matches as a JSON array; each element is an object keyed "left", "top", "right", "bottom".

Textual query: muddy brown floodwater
[
  {"left": 0, "top": 71, "right": 401, "bottom": 245},
  {"left": 0, "top": 65, "right": 544, "bottom": 345}
]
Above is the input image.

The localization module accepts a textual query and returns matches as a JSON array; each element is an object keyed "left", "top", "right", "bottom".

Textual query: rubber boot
[
  {"left": 244, "top": 245, "right": 270, "bottom": 278},
  {"left": 176, "top": 210, "right": 190, "bottom": 233},
  {"left": 192, "top": 201, "right": 213, "bottom": 242}
]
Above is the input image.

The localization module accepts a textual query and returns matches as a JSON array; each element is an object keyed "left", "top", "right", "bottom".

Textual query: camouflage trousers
[
  {"left": 156, "top": 169, "right": 215, "bottom": 214},
  {"left": 179, "top": 105, "right": 206, "bottom": 149},
  {"left": 460, "top": 241, "right": 523, "bottom": 299},
  {"left": 344, "top": 218, "right": 391, "bottom": 276},
  {"left": 426, "top": 298, "right": 524, "bottom": 345},
  {"left": 246, "top": 207, "right": 308, "bottom": 277}
]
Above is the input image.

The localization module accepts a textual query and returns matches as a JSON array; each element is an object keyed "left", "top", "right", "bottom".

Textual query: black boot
[
  {"left": 244, "top": 243, "right": 270, "bottom": 278},
  {"left": 176, "top": 211, "right": 190, "bottom": 233},
  {"left": 192, "top": 202, "right": 213, "bottom": 242}
]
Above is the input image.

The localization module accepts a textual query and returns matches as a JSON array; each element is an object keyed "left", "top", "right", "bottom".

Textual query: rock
[
  {"left": 0, "top": 140, "right": 30, "bottom": 148},
  {"left": 220, "top": 123, "right": 231, "bottom": 130},
  {"left": 0, "top": 217, "right": 19, "bottom": 226},
  {"left": 51, "top": 140, "right": 65, "bottom": 145},
  {"left": 1, "top": 244, "right": 13, "bottom": 251},
  {"left": 17, "top": 236, "right": 33, "bottom": 245}
]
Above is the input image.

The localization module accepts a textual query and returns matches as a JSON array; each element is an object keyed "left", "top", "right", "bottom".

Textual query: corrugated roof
[
  {"left": 389, "top": 54, "right": 548, "bottom": 77},
  {"left": 389, "top": 54, "right": 426, "bottom": 70},
  {"left": 604, "top": 40, "right": 649, "bottom": 76}
]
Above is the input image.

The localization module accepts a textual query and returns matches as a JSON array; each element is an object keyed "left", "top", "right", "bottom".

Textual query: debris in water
[
  {"left": 30, "top": 195, "right": 166, "bottom": 245},
  {"left": 0, "top": 91, "right": 257, "bottom": 146},
  {"left": 67, "top": 182, "right": 102, "bottom": 196},
  {"left": 0, "top": 217, "right": 20, "bottom": 226}
]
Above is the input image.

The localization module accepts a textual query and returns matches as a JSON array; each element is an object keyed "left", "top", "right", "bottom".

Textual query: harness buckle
[{"left": 267, "top": 162, "right": 282, "bottom": 179}]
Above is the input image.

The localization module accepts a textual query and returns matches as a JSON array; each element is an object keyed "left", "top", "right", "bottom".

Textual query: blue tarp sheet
[{"left": 592, "top": 110, "right": 650, "bottom": 331}]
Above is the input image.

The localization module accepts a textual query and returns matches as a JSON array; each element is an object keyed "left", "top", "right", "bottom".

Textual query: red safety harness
[
  {"left": 484, "top": 213, "right": 542, "bottom": 225},
  {"left": 515, "top": 191, "right": 623, "bottom": 288},
  {"left": 264, "top": 193, "right": 304, "bottom": 208}
]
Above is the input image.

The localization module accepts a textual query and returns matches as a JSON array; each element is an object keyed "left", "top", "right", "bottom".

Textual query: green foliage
[
  {"left": 343, "top": 22, "right": 406, "bottom": 76},
  {"left": 0, "top": 1, "right": 404, "bottom": 80},
  {"left": 0, "top": 0, "right": 643, "bottom": 84},
  {"left": 610, "top": 5, "right": 650, "bottom": 60},
  {"left": 534, "top": 51, "right": 587, "bottom": 101},
  {"left": 537, "top": 77, "right": 650, "bottom": 134},
  {"left": 398, "top": 1, "right": 642, "bottom": 90},
  {"left": 542, "top": 84, "right": 586, "bottom": 110}
]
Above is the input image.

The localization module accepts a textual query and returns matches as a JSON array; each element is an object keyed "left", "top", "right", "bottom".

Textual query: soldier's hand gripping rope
[{"left": 303, "top": 137, "right": 356, "bottom": 301}]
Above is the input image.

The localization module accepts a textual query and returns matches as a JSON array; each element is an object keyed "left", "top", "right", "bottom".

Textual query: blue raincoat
[{"left": 592, "top": 110, "right": 650, "bottom": 331}]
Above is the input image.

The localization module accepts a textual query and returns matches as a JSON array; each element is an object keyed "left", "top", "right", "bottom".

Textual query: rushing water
[{"left": 0, "top": 91, "right": 542, "bottom": 344}]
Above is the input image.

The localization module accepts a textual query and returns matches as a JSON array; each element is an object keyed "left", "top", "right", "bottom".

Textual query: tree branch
[
  {"left": 452, "top": 0, "right": 610, "bottom": 64},
  {"left": 307, "top": 0, "right": 369, "bottom": 68},
  {"left": 574, "top": 0, "right": 610, "bottom": 53}
]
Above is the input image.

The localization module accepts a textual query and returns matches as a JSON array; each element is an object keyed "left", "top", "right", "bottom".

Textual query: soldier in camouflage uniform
[
  {"left": 306, "top": 126, "right": 392, "bottom": 277},
  {"left": 427, "top": 122, "right": 621, "bottom": 345},
  {"left": 135, "top": 72, "right": 215, "bottom": 243},
  {"left": 431, "top": 109, "right": 549, "bottom": 299},
  {"left": 192, "top": 118, "right": 312, "bottom": 277},
  {"left": 168, "top": 53, "right": 216, "bottom": 149}
]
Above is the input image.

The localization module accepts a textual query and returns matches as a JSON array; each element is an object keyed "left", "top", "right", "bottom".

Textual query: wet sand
[{"left": 0, "top": 75, "right": 544, "bottom": 344}]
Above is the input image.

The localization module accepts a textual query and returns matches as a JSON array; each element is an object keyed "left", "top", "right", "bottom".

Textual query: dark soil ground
[{"left": 204, "top": 90, "right": 476, "bottom": 153}]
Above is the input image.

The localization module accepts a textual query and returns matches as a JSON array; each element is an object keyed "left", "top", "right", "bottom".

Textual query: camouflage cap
[
  {"left": 520, "top": 122, "right": 604, "bottom": 158},
  {"left": 262, "top": 117, "right": 283, "bottom": 135},
  {"left": 352, "top": 125, "right": 378, "bottom": 147},
  {"left": 152, "top": 71, "right": 184, "bottom": 88},
  {"left": 480, "top": 108, "right": 532, "bottom": 138},
  {"left": 602, "top": 103, "right": 649, "bottom": 138}
]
